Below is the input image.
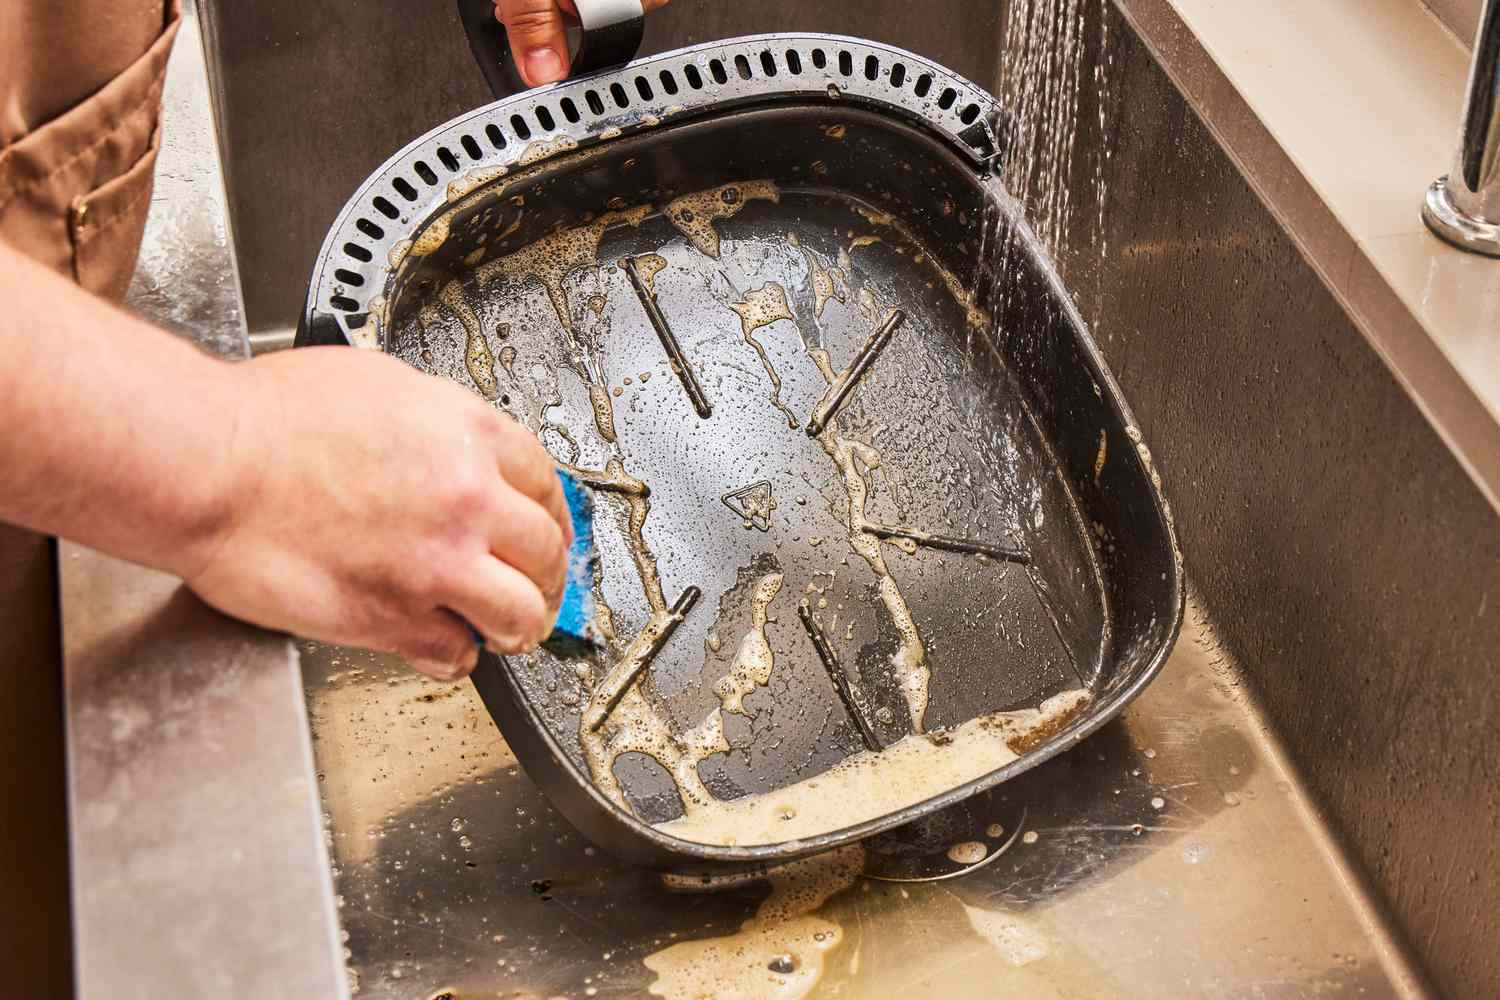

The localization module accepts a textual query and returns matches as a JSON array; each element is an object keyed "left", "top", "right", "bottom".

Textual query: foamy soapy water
[
  {"left": 414, "top": 175, "right": 1085, "bottom": 853},
  {"left": 645, "top": 846, "right": 864, "bottom": 1000},
  {"left": 659, "top": 689, "right": 1089, "bottom": 846}
]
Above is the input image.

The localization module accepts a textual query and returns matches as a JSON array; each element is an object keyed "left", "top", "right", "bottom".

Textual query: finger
[
  {"left": 396, "top": 611, "right": 482, "bottom": 681},
  {"left": 493, "top": 430, "right": 570, "bottom": 541},
  {"left": 450, "top": 555, "right": 554, "bottom": 652},
  {"left": 489, "top": 493, "right": 569, "bottom": 608},
  {"left": 495, "top": 0, "right": 571, "bottom": 86}
]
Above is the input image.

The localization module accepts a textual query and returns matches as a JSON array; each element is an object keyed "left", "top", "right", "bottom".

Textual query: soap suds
[
  {"left": 437, "top": 283, "right": 498, "bottom": 400},
  {"left": 664, "top": 181, "right": 779, "bottom": 259},
  {"left": 713, "top": 573, "right": 785, "bottom": 716},
  {"left": 645, "top": 846, "right": 862, "bottom": 1000},
  {"left": 659, "top": 690, "right": 1090, "bottom": 846},
  {"left": 730, "top": 283, "right": 800, "bottom": 429}
]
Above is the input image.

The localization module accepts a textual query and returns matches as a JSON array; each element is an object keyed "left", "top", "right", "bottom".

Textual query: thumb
[{"left": 495, "top": 0, "right": 571, "bottom": 87}]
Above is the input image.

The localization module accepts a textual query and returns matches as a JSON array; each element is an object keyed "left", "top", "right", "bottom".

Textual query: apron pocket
[{"left": 67, "top": 123, "right": 161, "bottom": 300}]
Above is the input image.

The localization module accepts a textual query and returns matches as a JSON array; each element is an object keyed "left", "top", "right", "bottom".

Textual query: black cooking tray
[{"left": 299, "top": 26, "right": 1183, "bottom": 872}]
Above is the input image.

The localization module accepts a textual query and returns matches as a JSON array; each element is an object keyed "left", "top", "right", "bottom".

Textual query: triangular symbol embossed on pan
[{"left": 721, "top": 480, "right": 776, "bottom": 532}]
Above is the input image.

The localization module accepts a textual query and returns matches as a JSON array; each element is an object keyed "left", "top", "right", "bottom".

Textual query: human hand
[
  {"left": 494, "top": 0, "right": 671, "bottom": 88},
  {"left": 181, "top": 347, "right": 570, "bottom": 681}
]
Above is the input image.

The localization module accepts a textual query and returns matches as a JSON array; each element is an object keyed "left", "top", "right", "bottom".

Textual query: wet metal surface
[
  {"left": 303, "top": 595, "right": 1416, "bottom": 999},
  {"left": 625, "top": 254, "right": 714, "bottom": 418},
  {"left": 797, "top": 601, "right": 884, "bottom": 753}
]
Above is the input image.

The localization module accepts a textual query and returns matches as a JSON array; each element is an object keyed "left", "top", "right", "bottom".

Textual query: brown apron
[{"left": 0, "top": 2, "right": 179, "bottom": 992}]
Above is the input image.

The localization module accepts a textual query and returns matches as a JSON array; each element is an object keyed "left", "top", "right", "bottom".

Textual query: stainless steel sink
[{"left": 199, "top": 1, "right": 1500, "bottom": 996}]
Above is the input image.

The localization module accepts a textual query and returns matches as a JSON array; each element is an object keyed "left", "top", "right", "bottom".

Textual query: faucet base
[{"left": 1422, "top": 177, "right": 1500, "bottom": 257}]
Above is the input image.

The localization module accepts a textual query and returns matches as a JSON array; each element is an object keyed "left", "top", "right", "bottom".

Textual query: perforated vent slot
[{"left": 318, "top": 37, "right": 1006, "bottom": 327}]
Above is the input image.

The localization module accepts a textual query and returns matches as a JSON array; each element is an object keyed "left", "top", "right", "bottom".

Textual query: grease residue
[
  {"left": 410, "top": 211, "right": 452, "bottom": 257},
  {"left": 347, "top": 295, "right": 385, "bottom": 350},
  {"left": 808, "top": 363, "right": 929, "bottom": 730},
  {"left": 516, "top": 135, "right": 579, "bottom": 166},
  {"left": 447, "top": 164, "right": 507, "bottom": 202},
  {"left": 645, "top": 846, "right": 863, "bottom": 1000},
  {"left": 387, "top": 238, "right": 413, "bottom": 270},
  {"left": 437, "top": 283, "right": 498, "bottom": 400},
  {"left": 713, "top": 573, "right": 784, "bottom": 716},
  {"left": 626, "top": 252, "right": 668, "bottom": 293},
  {"left": 659, "top": 690, "right": 1090, "bottom": 846},
  {"left": 730, "top": 282, "right": 800, "bottom": 429},
  {"left": 664, "top": 181, "right": 779, "bottom": 258},
  {"left": 479, "top": 205, "right": 651, "bottom": 331},
  {"left": 799, "top": 245, "right": 846, "bottom": 319}
]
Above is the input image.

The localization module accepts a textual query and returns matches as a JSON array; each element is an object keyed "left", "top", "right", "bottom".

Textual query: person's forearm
[{"left": 0, "top": 242, "right": 246, "bottom": 577}]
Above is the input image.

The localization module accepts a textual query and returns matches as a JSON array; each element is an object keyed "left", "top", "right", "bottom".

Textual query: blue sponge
[
  {"left": 545, "top": 469, "right": 599, "bottom": 653},
  {"left": 462, "top": 468, "right": 598, "bottom": 655}
]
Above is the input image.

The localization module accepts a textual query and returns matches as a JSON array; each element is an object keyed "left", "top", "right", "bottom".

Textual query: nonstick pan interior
[{"left": 351, "top": 101, "right": 1180, "bottom": 867}]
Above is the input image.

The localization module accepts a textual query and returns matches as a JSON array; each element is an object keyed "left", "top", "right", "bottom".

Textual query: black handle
[{"left": 456, "top": 0, "right": 646, "bottom": 101}]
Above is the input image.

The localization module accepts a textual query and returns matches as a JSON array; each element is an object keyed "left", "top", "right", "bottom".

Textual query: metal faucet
[{"left": 1424, "top": 0, "right": 1500, "bottom": 256}]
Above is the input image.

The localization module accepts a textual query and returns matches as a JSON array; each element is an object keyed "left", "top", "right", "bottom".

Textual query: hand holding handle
[{"left": 456, "top": 0, "right": 646, "bottom": 100}]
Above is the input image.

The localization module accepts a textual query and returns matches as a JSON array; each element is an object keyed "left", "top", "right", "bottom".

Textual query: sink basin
[{"left": 200, "top": 0, "right": 1499, "bottom": 996}]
